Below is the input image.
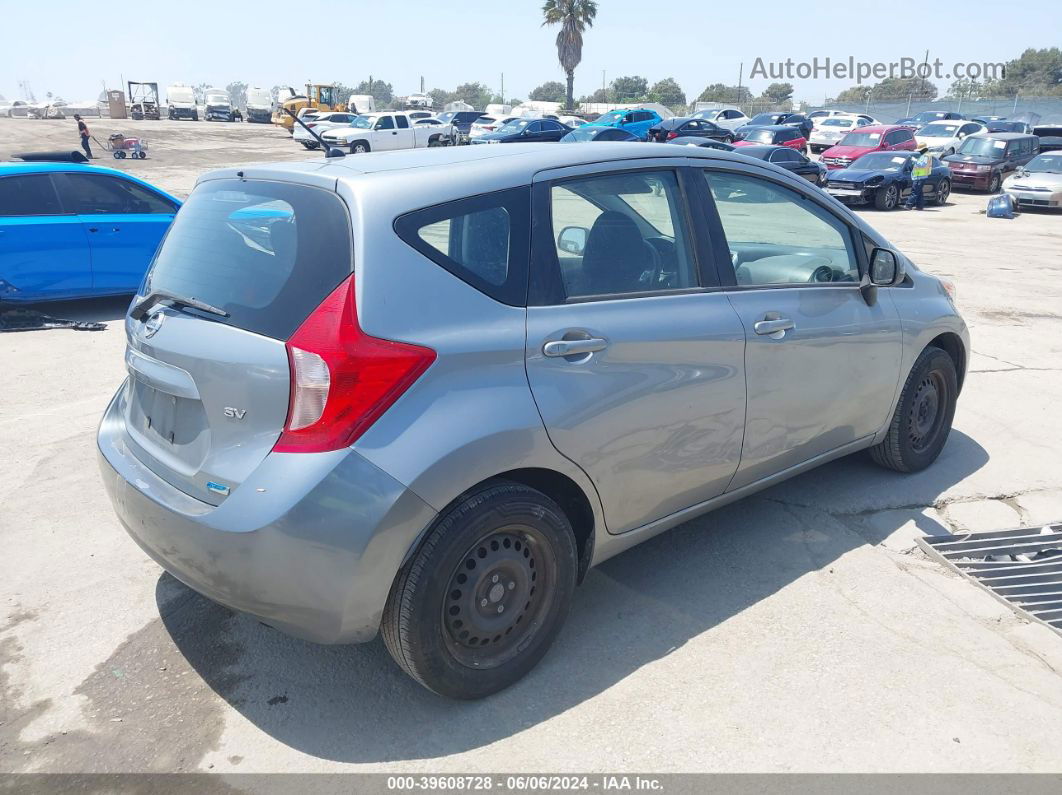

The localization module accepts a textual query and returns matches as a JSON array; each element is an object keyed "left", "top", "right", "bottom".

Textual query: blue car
[
  {"left": 824, "top": 150, "right": 952, "bottom": 210},
  {"left": 0, "top": 161, "right": 179, "bottom": 302},
  {"left": 585, "top": 108, "right": 662, "bottom": 141}
]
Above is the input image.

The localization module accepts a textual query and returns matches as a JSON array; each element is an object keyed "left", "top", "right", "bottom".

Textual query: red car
[
  {"left": 732, "top": 125, "right": 807, "bottom": 152},
  {"left": 820, "top": 125, "right": 916, "bottom": 169}
]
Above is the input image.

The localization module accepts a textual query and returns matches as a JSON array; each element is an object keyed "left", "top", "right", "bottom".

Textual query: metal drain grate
[{"left": 918, "top": 522, "right": 1062, "bottom": 633}]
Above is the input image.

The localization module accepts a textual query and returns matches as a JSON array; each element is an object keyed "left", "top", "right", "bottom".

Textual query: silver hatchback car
[{"left": 98, "top": 143, "right": 968, "bottom": 698}]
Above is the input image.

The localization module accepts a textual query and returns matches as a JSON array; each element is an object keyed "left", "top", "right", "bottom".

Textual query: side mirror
[
  {"left": 870, "top": 247, "right": 904, "bottom": 286},
  {"left": 557, "top": 226, "right": 589, "bottom": 255}
]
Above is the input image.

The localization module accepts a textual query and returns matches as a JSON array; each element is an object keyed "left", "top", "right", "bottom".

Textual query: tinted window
[
  {"left": 549, "top": 170, "right": 696, "bottom": 299},
  {"left": 375, "top": 116, "right": 394, "bottom": 130},
  {"left": 142, "top": 179, "right": 352, "bottom": 340},
  {"left": 394, "top": 187, "right": 530, "bottom": 306},
  {"left": 396, "top": 115, "right": 409, "bottom": 129},
  {"left": 60, "top": 174, "right": 175, "bottom": 214},
  {"left": 0, "top": 174, "right": 62, "bottom": 216},
  {"left": 526, "top": 121, "right": 543, "bottom": 133},
  {"left": 542, "top": 121, "right": 563, "bottom": 131},
  {"left": 705, "top": 172, "right": 858, "bottom": 286}
]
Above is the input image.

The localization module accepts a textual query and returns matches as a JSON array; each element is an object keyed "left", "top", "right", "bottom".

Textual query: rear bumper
[{"left": 97, "top": 386, "right": 438, "bottom": 644}]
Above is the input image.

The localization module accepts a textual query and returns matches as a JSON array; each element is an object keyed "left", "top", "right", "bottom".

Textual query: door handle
[
  {"left": 543, "top": 338, "right": 608, "bottom": 357},
  {"left": 753, "top": 317, "right": 795, "bottom": 339}
]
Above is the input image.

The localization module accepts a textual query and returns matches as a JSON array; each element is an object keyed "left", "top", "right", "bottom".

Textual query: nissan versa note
[{"left": 98, "top": 144, "right": 968, "bottom": 699}]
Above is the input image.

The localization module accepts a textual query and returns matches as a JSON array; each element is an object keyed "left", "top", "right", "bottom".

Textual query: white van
[
  {"left": 346, "top": 95, "right": 376, "bottom": 115},
  {"left": 245, "top": 86, "right": 273, "bottom": 123},
  {"left": 166, "top": 84, "right": 198, "bottom": 121}
]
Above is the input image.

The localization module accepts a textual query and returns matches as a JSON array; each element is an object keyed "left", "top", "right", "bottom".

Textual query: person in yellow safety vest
[{"left": 905, "top": 150, "right": 933, "bottom": 210}]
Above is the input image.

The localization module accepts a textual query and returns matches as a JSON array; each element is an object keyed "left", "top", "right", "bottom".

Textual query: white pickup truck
[{"left": 320, "top": 112, "right": 452, "bottom": 153}]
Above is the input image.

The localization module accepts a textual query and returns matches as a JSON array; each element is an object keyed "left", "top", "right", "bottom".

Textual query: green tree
[
  {"left": 996, "top": 47, "right": 1062, "bottom": 96},
  {"left": 581, "top": 87, "right": 611, "bottom": 103},
  {"left": 542, "top": 0, "right": 598, "bottom": 111},
  {"left": 452, "top": 82, "right": 493, "bottom": 109},
  {"left": 696, "top": 83, "right": 751, "bottom": 104},
  {"left": 354, "top": 79, "right": 394, "bottom": 104},
  {"left": 648, "top": 77, "right": 686, "bottom": 109},
  {"left": 761, "top": 82, "right": 794, "bottom": 105},
  {"left": 834, "top": 85, "right": 870, "bottom": 103},
  {"left": 428, "top": 88, "right": 453, "bottom": 109},
  {"left": 226, "top": 81, "right": 248, "bottom": 110},
  {"left": 529, "top": 81, "right": 567, "bottom": 102},
  {"left": 611, "top": 75, "right": 648, "bottom": 101}
]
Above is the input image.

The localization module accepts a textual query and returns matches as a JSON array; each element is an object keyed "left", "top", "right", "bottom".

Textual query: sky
[{"left": 1, "top": 0, "right": 1060, "bottom": 106}]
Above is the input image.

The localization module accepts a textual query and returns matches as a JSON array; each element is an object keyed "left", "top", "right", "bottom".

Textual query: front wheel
[
  {"left": 988, "top": 172, "right": 1002, "bottom": 193},
  {"left": 874, "top": 184, "right": 899, "bottom": 210},
  {"left": 350, "top": 142, "right": 369, "bottom": 154},
  {"left": 869, "top": 346, "right": 958, "bottom": 473},
  {"left": 382, "top": 481, "right": 578, "bottom": 699},
  {"left": 936, "top": 179, "right": 951, "bottom": 206}
]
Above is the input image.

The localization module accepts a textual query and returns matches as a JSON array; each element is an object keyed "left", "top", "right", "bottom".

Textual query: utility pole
[
  {"left": 736, "top": 62, "right": 743, "bottom": 110},
  {"left": 420, "top": 76, "right": 424, "bottom": 93},
  {"left": 1012, "top": 91, "right": 1020, "bottom": 114},
  {"left": 501, "top": 73, "right": 504, "bottom": 102}
]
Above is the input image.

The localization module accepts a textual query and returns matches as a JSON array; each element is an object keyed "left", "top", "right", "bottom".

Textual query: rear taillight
[
  {"left": 273, "top": 275, "right": 436, "bottom": 454},
  {"left": 307, "top": 122, "right": 318, "bottom": 128},
  {"left": 666, "top": 131, "right": 677, "bottom": 140}
]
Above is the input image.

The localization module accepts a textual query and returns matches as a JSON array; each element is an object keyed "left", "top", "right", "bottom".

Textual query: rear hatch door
[{"left": 121, "top": 177, "right": 352, "bottom": 505}]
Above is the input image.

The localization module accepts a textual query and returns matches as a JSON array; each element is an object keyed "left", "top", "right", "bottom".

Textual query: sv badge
[{"left": 223, "top": 407, "right": 247, "bottom": 420}]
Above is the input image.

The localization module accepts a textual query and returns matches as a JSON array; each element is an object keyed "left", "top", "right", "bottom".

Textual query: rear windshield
[{"left": 142, "top": 179, "right": 352, "bottom": 340}]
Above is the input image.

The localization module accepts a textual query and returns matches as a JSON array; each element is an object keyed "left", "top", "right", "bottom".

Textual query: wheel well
[
  {"left": 494, "top": 468, "right": 596, "bottom": 583},
  {"left": 927, "top": 332, "right": 966, "bottom": 391}
]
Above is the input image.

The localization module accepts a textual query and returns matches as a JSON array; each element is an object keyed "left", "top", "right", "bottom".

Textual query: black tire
[
  {"left": 192, "top": 111, "right": 198, "bottom": 121},
  {"left": 936, "top": 179, "right": 951, "bottom": 206},
  {"left": 350, "top": 141, "right": 370, "bottom": 154},
  {"left": 869, "top": 346, "right": 958, "bottom": 473},
  {"left": 382, "top": 481, "right": 578, "bottom": 699},
  {"left": 988, "top": 171, "right": 1002, "bottom": 193},
  {"left": 874, "top": 184, "right": 899, "bottom": 211}
]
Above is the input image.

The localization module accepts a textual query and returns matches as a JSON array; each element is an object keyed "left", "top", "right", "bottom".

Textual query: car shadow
[
  {"left": 158, "top": 430, "right": 987, "bottom": 763},
  {"left": 1, "top": 295, "right": 133, "bottom": 325}
]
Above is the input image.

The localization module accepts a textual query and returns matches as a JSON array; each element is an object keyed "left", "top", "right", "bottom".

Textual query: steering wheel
[{"left": 809, "top": 264, "right": 835, "bottom": 283}]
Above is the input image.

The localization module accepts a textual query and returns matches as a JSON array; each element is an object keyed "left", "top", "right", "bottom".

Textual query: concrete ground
[{"left": 2, "top": 118, "right": 1062, "bottom": 774}]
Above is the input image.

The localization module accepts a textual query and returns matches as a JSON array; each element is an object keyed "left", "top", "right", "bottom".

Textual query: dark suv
[
  {"left": 437, "top": 111, "right": 486, "bottom": 144},
  {"left": 943, "top": 133, "right": 1041, "bottom": 192}
]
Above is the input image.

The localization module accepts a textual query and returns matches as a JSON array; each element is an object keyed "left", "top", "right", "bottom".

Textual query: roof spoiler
[{"left": 12, "top": 150, "right": 89, "bottom": 163}]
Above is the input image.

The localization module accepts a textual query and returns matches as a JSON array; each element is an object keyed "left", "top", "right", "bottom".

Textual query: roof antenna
[{"left": 285, "top": 108, "right": 345, "bottom": 159}]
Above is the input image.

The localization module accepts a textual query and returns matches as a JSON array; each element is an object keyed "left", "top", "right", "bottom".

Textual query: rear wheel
[
  {"left": 382, "top": 481, "right": 578, "bottom": 699},
  {"left": 874, "top": 184, "right": 899, "bottom": 210},
  {"left": 869, "top": 346, "right": 958, "bottom": 473}
]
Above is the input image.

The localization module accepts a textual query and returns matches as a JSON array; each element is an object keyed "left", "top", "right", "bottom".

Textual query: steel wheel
[
  {"left": 442, "top": 526, "right": 556, "bottom": 669},
  {"left": 989, "top": 172, "right": 1002, "bottom": 193},
  {"left": 907, "top": 371, "right": 947, "bottom": 454}
]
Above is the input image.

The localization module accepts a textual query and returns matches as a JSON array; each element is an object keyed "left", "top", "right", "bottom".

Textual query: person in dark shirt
[{"left": 74, "top": 114, "right": 93, "bottom": 159}]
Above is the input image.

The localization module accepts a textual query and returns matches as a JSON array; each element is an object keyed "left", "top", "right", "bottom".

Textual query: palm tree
[{"left": 541, "top": 0, "right": 598, "bottom": 112}]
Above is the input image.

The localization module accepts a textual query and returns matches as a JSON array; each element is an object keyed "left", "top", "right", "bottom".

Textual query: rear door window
[
  {"left": 141, "top": 179, "right": 352, "bottom": 340},
  {"left": 0, "top": 174, "right": 63, "bottom": 216},
  {"left": 394, "top": 187, "right": 530, "bottom": 306},
  {"left": 547, "top": 170, "right": 696, "bottom": 300},
  {"left": 58, "top": 174, "right": 176, "bottom": 214}
]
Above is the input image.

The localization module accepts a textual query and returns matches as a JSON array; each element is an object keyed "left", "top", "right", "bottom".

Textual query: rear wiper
[{"left": 130, "top": 290, "right": 229, "bottom": 321}]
